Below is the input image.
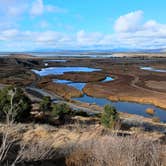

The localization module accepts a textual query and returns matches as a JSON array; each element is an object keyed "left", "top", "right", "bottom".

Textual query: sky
[{"left": 0, "top": 0, "right": 166, "bottom": 51}]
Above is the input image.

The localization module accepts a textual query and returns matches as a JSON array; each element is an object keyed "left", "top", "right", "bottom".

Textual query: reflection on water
[
  {"left": 141, "top": 67, "right": 166, "bottom": 73},
  {"left": 32, "top": 67, "right": 101, "bottom": 76},
  {"left": 73, "top": 94, "right": 166, "bottom": 122}
]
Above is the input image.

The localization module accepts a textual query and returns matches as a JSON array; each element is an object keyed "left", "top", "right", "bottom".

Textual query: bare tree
[
  {"left": 0, "top": 88, "right": 55, "bottom": 165},
  {"left": 0, "top": 88, "right": 16, "bottom": 164}
]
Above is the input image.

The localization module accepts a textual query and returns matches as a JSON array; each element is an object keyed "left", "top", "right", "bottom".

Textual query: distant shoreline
[{"left": 1, "top": 52, "right": 166, "bottom": 58}]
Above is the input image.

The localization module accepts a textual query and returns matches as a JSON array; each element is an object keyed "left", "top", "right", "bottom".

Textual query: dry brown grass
[
  {"left": 66, "top": 134, "right": 166, "bottom": 166},
  {"left": 19, "top": 138, "right": 55, "bottom": 162},
  {"left": 146, "top": 108, "right": 155, "bottom": 115},
  {"left": 0, "top": 124, "right": 58, "bottom": 165},
  {"left": 0, "top": 120, "right": 165, "bottom": 166}
]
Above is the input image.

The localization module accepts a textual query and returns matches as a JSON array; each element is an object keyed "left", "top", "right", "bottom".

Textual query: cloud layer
[{"left": 0, "top": 1, "right": 166, "bottom": 51}]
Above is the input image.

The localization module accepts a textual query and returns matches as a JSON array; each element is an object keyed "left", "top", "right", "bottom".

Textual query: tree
[
  {"left": 39, "top": 96, "right": 52, "bottom": 113},
  {"left": 101, "top": 104, "right": 119, "bottom": 129},
  {"left": 0, "top": 86, "right": 31, "bottom": 123}
]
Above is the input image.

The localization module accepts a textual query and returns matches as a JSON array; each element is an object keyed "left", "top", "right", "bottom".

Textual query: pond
[
  {"left": 43, "top": 60, "right": 68, "bottom": 63},
  {"left": 53, "top": 76, "right": 114, "bottom": 91},
  {"left": 53, "top": 79, "right": 86, "bottom": 91},
  {"left": 73, "top": 94, "right": 166, "bottom": 122},
  {"left": 102, "top": 76, "right": 114, "bottom": 82},
  {"left": 67, "top": 82, "right": 86, "bottom": 91},
  {"left": 141, "top": 67, "right": 166, "bottom": 73},
  {"left": 32, "top": 67, "right": 101, "bottom": 76}
]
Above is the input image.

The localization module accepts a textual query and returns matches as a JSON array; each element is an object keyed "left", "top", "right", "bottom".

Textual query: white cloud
[
  {"left": 111, "top": 10, "right": 166, "bottom": 49},
  {"left": 1, "top": 9, "right": 166, "bottom": 51},
  {"left": 39, "top": 20, "right": 49, "bottom": 29},
  {"left": 0, "top": 29, "right": 19, "bottom": 40},
  {"left": 7, "top": 5, "right": 27, "bottom": 17},
  {"left": 0, "top": 0, "right": 29, "bottom": 32},
  {"left": 143, "top": 20, "right": 158, "bottom": 29},
  {"left": 0, "top": 0, "right": 29, "bottom": 22},
  {"left": 36, "top": 31, "right": 61, "bottom": 42},
  {"left": 1, "top": 25, "right": 166, "bottom": 51},
  {"left": 30, "top": 0, "right": 67, "bottom": 16},
  {"left": 114, "top": 10, "right": 143, "bottom": 32},
  {"left": 0, "top": 0, "right": 68, "bottom": 33},
  {"left": 76, "top": 30, "right": 103, "bottom": 46},
  {"left": 30, "top": 0, "right": 44, "bottom": 16},
  {"left": 45, "top": 5, "right": 67, "bottom": 13}
]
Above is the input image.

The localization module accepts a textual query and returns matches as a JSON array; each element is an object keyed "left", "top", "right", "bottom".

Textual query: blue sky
[{"left": 0, "top": 0, "right": 166, "bottom": 51}]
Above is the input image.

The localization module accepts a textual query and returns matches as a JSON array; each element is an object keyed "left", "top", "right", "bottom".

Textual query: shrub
[
  {"left": 66, "top": 135, "right": 165, "bottom": 166},
  {"left": 74, "top": 110, "right": 89, "bottom": 117},
  {"left": 0, "top": 86, "right": 31, "bottom": 122},
  {"left": 39, "top": 96, "right": 52, "bottom": 113},
  {"left": 51, "top": 103, "right": 72, "bottom": 120},
  {"left": 0, "top": 125, "right": 57, "bottom": 165},
  {"left": 101, "top": 104, "right": 119, "bottom": 129},
  {"left": 146, "top": 108, "right": 155, "bottom": 116},
  {"left": 20, "top": 139, "right": 55, "bottom": 162},
  {"left": 152, "top": 117, "right": 160, "bottom": 123}
]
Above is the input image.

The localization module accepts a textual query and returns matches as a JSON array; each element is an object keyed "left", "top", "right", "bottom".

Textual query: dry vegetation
[
  {"left": 66, "top": 134, "right": 166, "bottom": 166},
  {"left": 0, "top": 122, "right": 165, "bottom": 166},
  {"left": 0, "top": 86, "right": 165, "bottom": 165}
]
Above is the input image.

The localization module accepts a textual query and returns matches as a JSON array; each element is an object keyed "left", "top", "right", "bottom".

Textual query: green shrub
[
  {"left": 101, "top": 104, "right": 119, "bottom": 129},
  {"left": 74, "top": 110, "right": 89, "bottom": 117},
  {"left": 39, "top": 96, "right": 52, "bottom": 113},
  {"left": 51, "top": 103, "right": 72, "bottom": 118},
  {"left": 0, "top": 86, "right": 31, "bottom": 122}
]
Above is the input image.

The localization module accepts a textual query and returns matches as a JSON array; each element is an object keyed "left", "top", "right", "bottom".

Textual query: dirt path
[{"left": 26, "top": 87, "right": 63, "bottom": 100}]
